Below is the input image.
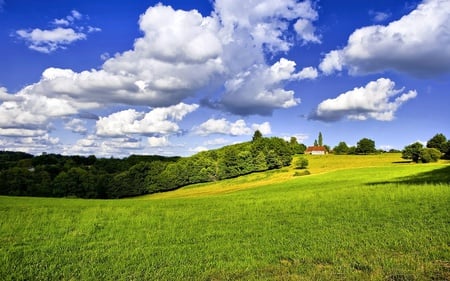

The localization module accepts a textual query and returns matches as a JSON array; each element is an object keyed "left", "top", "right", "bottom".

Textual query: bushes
[
  {"left": 419, "top": 148, "right": 441, "bottom": 163},
  {"left": 402, "top": 143, "right": 442, "bottom": 163},
  {"left": 295, "top": 157, "right": 309, "bottom": 169}
]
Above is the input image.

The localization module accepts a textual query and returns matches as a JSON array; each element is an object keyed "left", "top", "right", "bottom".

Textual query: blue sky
[{"left": 0, "top": 0, "right": 449, "bottom": 157}]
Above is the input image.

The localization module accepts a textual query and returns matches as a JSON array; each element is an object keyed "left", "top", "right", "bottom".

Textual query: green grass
[{"left": 1, "top": 155, "right": 449, "bottom": 280}]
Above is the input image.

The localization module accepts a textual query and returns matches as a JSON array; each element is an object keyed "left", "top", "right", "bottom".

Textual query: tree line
[
  {"left": 330, "top": 133, "right": 450, "bottom": 161},
  {"left": 0, "top": 133, "right": 298, "bottom": 199},
  {"left": 332, "top": 138, "right": 380, "bottom": 154},
  {"left": 401, "top": 133, "right": 450, "bottom": 163}
]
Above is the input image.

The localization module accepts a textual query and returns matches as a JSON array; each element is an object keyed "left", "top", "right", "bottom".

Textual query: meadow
[{"left": 1, "top": 154, "right": 449, "bottom": 280}]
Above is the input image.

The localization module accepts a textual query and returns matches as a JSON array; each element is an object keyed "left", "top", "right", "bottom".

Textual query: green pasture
[{"left": 1, "top": 154, "right": 449, "bottom": 280}]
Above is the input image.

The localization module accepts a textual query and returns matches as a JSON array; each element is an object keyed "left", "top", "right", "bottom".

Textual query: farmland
[{"left": 1, "top": 154, "right": 449, "bottom": 280}]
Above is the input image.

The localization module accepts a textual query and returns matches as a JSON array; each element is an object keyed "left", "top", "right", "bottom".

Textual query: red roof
[{"left": 305, "top": 146, "right": 327, "bottom": 152}]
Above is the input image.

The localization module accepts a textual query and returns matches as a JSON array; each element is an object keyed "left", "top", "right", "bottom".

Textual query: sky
[{"left": 0, "top": 0, "right": 449, "bottom": 157}]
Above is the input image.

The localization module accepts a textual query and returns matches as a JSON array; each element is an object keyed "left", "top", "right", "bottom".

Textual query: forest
[{"left": 0, "top": 134, "right": 302, "bottom": 199}]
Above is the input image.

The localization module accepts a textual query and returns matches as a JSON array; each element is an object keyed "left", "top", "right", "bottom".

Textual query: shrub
[
  {"left": 295, "top": 157, "right": 309, "bottom": 169},
  {"left": 419, "top": 148, "right": 441, "bottom": 163},
  {"left": 293, "top": 170, "right": 310, "bottom": 176}
]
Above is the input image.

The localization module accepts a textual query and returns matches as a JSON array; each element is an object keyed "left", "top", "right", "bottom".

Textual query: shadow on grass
[
  {"left": 392, "top": 160, "right": 413, "bottom": 164},
  {"left": 368, "top": 165, "right": 450, "bottom": 186}
]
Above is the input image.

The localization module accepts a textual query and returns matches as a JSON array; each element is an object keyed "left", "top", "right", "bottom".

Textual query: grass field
[{"left": 1, "top": 154, "right": 449, "bottom": 280}]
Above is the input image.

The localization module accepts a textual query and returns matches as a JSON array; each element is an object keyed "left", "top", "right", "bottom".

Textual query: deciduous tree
[
  {"left": 333, "top": 141, "right": 349, "bottom": 155},
  {"left": 402, "top": 142, "right": 423, "bottom": 163},
  {"left": 356, "top": 138, "right": 376, "bottom": 154},
  {"left": 426, "top": 133, "right": 447, "bottom": 153}
]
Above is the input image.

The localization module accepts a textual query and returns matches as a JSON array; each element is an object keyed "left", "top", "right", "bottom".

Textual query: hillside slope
[{"left": 142, "top": 153, "right": 410, "bottom": 199}]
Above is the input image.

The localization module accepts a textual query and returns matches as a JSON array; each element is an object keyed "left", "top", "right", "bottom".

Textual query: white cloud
[
  {"left": 211, "top": 0, "right": 319, "bottom": 115},
  {"left": 62, "top": 135, "right": 148, "bottom": 157},
  {"left": 252, "top": 122, "right": 272, "bottom": 135},
  {"left": 0, "top": 134, "right": 60, "bottom": 154},
  {"left": 8, "top": 1, "right": 318, "bottom": 114},
  {"left": 148, "top": 136, "right": 170, "bottom": 147},
  {"left": 294, "top": 66, "right": 318, "bottom": 80},
  {"left": 369, "top": 10, "right": 391, "bottom": 22},
  {"left": 193, "top": 118, "right": 271, "bottom": 136},
  {"left": 1, "top": 1, "right": 321, "bottom": 150},
  {"left": 294, "top": 18, "right": 320, "bottom": 43},
  {"left": 53, "top": 19, "right": 70, "bottom": 26},
  {"left": 319, "top": 50, "right": 343, "bottom": 75},
  {"left": 215, "top": 0, "right": 318, "bottom": 50},
  {"left": 320, "top": 0, "right": 450, "bottom": 77},
  {"left": 96, "top": 103, "right": 198, "bottom": 137},
  {"left": 16, "top": 27, "right": 86, "bottom": 53},
  {"left": 310, "top": 78, "right": 417, "bottom": 122},
  {"left": 64, "top": 118, "right": 87, "bottom": 134},
  {"left": 220, "top": 58, "right": 303, "bottom": 115},
  {"left": 69, "top": 10, "right": 82, "bottom": 21},
  {"left": 15, "top": 10, "right": 99, "bottom": 53},
  {"left": 282, "top": 133, "right": 308, "bottom": 143}
]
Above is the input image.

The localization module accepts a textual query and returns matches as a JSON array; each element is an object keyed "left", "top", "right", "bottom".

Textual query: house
[{"left": 305, "top": 146, "right": 327, "bottom": 155}]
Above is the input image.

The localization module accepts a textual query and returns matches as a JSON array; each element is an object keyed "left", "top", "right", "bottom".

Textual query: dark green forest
[{"left": 0, "top": 135, "right": 304, "bottom": 199}]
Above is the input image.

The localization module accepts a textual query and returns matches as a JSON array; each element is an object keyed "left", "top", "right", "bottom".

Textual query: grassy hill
[
  {"left": 1, "top": 154, "right": 449, "bottom": 280},
  {"left": 143, "top": 153, "right": 411, "bottom": 199}
]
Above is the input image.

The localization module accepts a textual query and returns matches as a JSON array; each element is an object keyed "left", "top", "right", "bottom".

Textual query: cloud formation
[
  {"left": 96, "top": 103, "right": 199, "bottom": 137},
  {"left": 15, "top": 10, "right": 100, "bottom": 53},
  {"left": 2, "top": 1, "right": 319, "bottom": 135},
  {"left": 310, "top": 78, "right": 417, "bottom": 122},
  {"left": 1, "top": 1, "right": 322, "bottom": 155},
  {"left": 193, "top": 118, "right": 271, "bottom": 136},
  {"left": 319, "top": 0, "right": 450, "bottom": 77}
]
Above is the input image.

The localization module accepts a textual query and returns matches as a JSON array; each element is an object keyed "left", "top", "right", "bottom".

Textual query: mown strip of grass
[{"left": 0, "top": 163, "right": 449, "bottom": 280}]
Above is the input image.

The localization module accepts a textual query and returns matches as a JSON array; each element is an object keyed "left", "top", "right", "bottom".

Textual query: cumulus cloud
[
  {"left": 294, "top": 18, "right": 321, "bottom": 43},
  {"left": 211, "top": 0, "right": 319, "bottom": 115},
  {"left": 220, "top": 58, "right": 306, "bottom": 115},
  {"left": 310, "top": 78, "right": 417, "bottom": 122},
  {"left": 147, "top": 136, "right": 170, "bottom": 147},
  {"left": 319, "top": 0, "right": 450, "bottom": 77},
  {"left": 16, "top": 27, "right": 86, "bottom": 53},
  {"left": 294, "top": 66, "right": 318, "bottom": 80},
  {"left": 64, "top": 118, "right": 87, "bottom": 134},
  {"left": 193, "top": 118, "right": 271, "bottom": 136},
  {"left": 1, "top": 1, "right": 321, "bottom": 154},
  {"left": 96, "top": 103, "right": 198, "bottom": 137},
  {"left": 15, "top": 10, "right": 100, "bottom": 53}
]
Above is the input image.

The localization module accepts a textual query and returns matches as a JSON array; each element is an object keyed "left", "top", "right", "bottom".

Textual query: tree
[
  {"left": 252, "top": 130, "right": 263, "bottom": 142},
  {"left": 314, "top": 139, "right": 318, "bottom": 146},
  {"left": 347, "top": 146, "right": 356, "bottom": 155},
  {"left": 402, "top": 142, "right": 423, "bottom": 163},
  {"left": 266, "top": 150, "right": 282, "bottom": 169},
  {"left": 318, "top": 132, "right": 323, "bottom": 146},
  {"left": 426, "top": 133, "right": 447, "bottom": 153},
  {"left": 333, "top": 141, "right": 349, "bottom": 155},
  {"left": 254, "top": 151, "right": 268, "bottom": 171},
  {"left": 444, "top": 141, "right": 450, "bottom": 160},
  {"left": 289, "top": 137, "right": 306, "bottom": 154},
  {"left": 419, "top": 148, "right": 441, "bottom": 163},
  {"left": 356, "top": 138, "right": 376, "bottom": 154}
]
